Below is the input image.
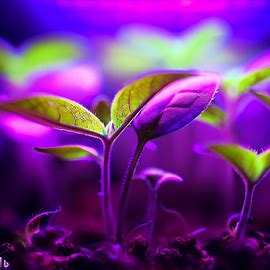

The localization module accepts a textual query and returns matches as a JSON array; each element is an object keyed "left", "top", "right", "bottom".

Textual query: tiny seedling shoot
[
  {"left": 0, "top": 71, "right": 218, "bottom": 244},
  {"left": 208, "top": 144, "right": 270, "bottom": 241},
  {"left": 137, "top": 168, "right": 183, "bottom": 251}
]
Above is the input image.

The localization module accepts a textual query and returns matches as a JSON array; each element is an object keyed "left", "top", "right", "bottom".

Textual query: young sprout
[
  {"left": 137, "top": 168, "right": 183, "bottom": 251},
  {"left": 0, "top": 71, "right": 196, "bottom": 241},
  {"left": 25, "top": 206, "right": 70, "bottom": 251},
  {"left": 116, "top": 75, "right": 219, "bottom": 244},
  {"left": 208, "top": 144, "right": 270, "bottom": 241}
]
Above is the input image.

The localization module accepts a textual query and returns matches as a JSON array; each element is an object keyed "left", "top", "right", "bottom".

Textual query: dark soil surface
[{"left": 2, "top": 226, "right": 270, "bottom": 270}]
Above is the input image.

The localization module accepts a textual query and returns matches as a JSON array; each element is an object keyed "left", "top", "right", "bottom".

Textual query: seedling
[
  {"left": 198, "top": 63, "right": 270, "bottom": 211},
  {"left": 208, "top": 144, "right": 270, "bottom": 241},
  {"left": 137, "top": 168, "right": 183, "bottom": 251},
  {"left": 0, "top": 71, "right": 196, "bottom": 241},
  {"left": 116, "top": 75, "right": 219, "bottom": 244}
]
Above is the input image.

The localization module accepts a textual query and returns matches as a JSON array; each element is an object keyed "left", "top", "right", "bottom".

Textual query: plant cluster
[{"left": 0, "top": 62, "right": 270, "bottom": 269}]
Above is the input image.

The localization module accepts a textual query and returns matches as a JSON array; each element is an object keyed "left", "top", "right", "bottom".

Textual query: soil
[{"left": 2, "top": 225, "right": 270, "bottom": 270}]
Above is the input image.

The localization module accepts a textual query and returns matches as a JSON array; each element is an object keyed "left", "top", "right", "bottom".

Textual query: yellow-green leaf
[
  {"left": 208, "top": 144, "right": 270, "bottom": 183},
  {"left": 198, "top": 104, "right": 226, "bottom": 127},
  {"left": 34, "top": 145, "right": 100, "bottom": 161},
  {"left": 252, "top": 90, "right": 270, "bottom": 108},
  {"left": 0, "top": 96, "right": 106, "bottom": 137},
  {"left": 111, "top": 71, "right": 195, "bottom": 129}
]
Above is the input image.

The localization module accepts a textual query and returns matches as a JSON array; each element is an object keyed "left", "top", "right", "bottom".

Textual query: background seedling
[
  {"left": 198, "top": 63, "right": 270, "bottom": 211},
  {"left": 208, "top": 144, "right": 270, "bottom": 241},
  {"left": 0, "top": 71, "right": 195, "bottom": 241},
  {"left": 116, "top": 75, "right": 219, "bottom": 244},
  {"left": 137, "top": 168, "right": 183, "bottom": 251}
]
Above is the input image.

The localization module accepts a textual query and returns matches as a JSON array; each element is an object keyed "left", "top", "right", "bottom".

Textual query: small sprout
[
  {"left": 208, "top": 144, "right": 270, "bottom": 240},
  {"left": 137, "top": 168, "right": 183, "bottom": 252},
  {"left": 25, "top": 206, "right": 62, "bottom": 245},
  {"left": 92, "top": 96, "right": 111, "bottom": 126},
  {"left": 198, "top": 104, "right": 226, "bottom": 128},
  {"left": 139, "top": 168, "right": 183, "bottom": 191},
  {"left": 34, "top": 145, "right": 101, "bottom": 161},
  {"left": 251, "top": 90, "right": 270, "bottom": 108}
]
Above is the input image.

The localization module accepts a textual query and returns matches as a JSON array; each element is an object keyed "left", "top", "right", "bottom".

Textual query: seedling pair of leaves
[
  {"left": 199, "top": 65, "right": 270, "bottom": 129},
  {"left": 208, "top": 144, "right": 270, "bottom": 240},
  {"left": 0, "top": 71, "right": 219, "bottom": 244}
]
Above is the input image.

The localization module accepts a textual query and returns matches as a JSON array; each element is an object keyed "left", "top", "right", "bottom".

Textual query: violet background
[{"left": 0, "top": 0, "right": 270, "bottom": 244}]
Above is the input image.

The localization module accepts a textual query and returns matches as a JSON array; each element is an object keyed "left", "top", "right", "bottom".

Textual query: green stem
[
  {"left": 101, "top": 139, "right": 115, "bottom": 240},
  {"left": 234, "top": 181, "right": 255, "bottom": 241},
  {"left": 116, "top": 138, "right": 146, "bottom": 245}
]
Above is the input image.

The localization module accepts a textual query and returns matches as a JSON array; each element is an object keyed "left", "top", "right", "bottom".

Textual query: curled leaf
[
  {"left": 0, "top": 95, "right": 106, "bottom": 137},
  {"left": 133, "top": 75, "right": 219, "bottom": 140},
  {"left": 198, "top": 104, "right": 226, "bottom": 127},
  {"left": 111, "top": 71, "right": 196, "bottom": 129},
  {"left": 208, "top": 144, "right": 270, "bottom": 183},
  {"left": 25, "top": 206, "right": 61, "bottom": 243},
  {"left": 34, "top": 145, "right": 100, "bottom": 161},
  {"left": 92, "top": 96, "right": 111, "bottom": 125},
  {"left": 251, "top": 90, "right": 270, "bottom": 108}
]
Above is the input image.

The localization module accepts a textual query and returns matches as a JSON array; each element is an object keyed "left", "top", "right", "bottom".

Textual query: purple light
[
  {"left": 29, "top": 63, "right": 101, "bottom": 102},
  {"left": 1, "top": 115, "right": 50, "bottom": 138}
]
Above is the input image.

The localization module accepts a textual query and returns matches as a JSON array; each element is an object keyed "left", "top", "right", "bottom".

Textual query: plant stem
[
  {"left": 234, "top": 181, "right": 255, "bottom": 241},
  {"left": 146, "top": 188, "right": 157, "bottom": 252},
  {"left": 116, "top": 138, "right": 146, "bottom": 245},
  {"left": 101, "top": 139, "right": 114, "bottom": 240}
]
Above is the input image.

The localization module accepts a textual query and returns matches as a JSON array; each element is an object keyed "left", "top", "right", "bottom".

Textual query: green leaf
[
  {"left": 252, "top": 90, "right": 270, "bottom": 108},
  {"left": 111, "top": 71, "right": 195, "bottom": 129},
  {"left": 34, "top": 145, "right": 100, "bottom": 161},
  {"left": 0, "top": 37, "right": 85, "bottom": 84},
  {"left": 92, "top": 97, "right": 111, "bottom": 125},
  {"left": 238, "top": 67, "right": 270, "bottom": 94},
  {"left": 208, "top": 144, "right": 270, "bottom": 183},
  {"left": 198, "top": 104, "right": 226, "bottom": 127},
  {"left": 0, "top": 96, "right": 106, "bottom": 137}
]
